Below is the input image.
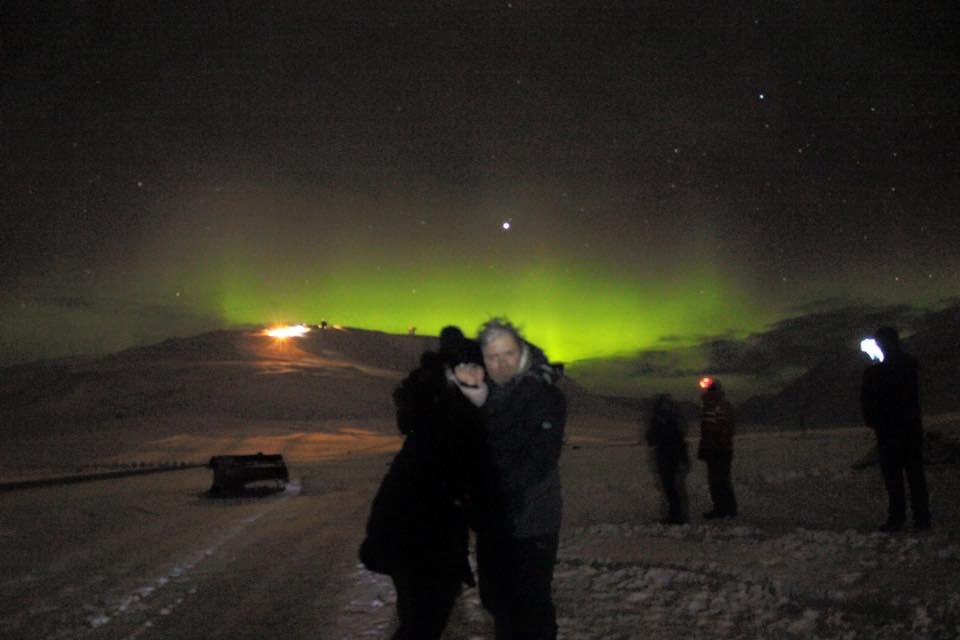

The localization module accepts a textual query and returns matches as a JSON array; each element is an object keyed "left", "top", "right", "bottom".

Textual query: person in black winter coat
[
  {"left": 359, "top": 326, "right": 488, "bottom": 640},
  {"left": 646, "top": 394, "right": 690, "bottom": 525},
  {"left": 861, "top": 326, "right": 931, "bottom": 532},
  {"left": 473, "top": 318, "right": 566, "bottom": 640}
]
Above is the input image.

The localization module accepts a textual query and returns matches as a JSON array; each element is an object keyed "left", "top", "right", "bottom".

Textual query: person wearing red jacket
[{"left": 697, "top": 378, "right": 738, "bottom": 519}]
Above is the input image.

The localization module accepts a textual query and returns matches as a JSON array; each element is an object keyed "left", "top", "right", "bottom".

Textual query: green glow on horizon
[
  {"left": 79, "top": 185, "right": 949, "bottom": 367},
  {"left": 212, "top": 258, "right": 762, "bottom": 363},
  {"left": 4, "top": 186, "right": 958, "bottom": 371}
]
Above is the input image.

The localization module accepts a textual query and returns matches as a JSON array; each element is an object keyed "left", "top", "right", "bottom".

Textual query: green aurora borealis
[
  {"left": 213, "top": 258, "right": 754, "bottom": 363},
  {"left": 6, "top": 173, "right": 957, "bottom": 371},
  {"left": 4, "top": 184, "right": 773, "bottom": 366},
  {"left": 148, "top": 192, "right": 766, "bottom": 364},
  {"left": 3, "top": 179, "right": 955, "bottom": 372}
]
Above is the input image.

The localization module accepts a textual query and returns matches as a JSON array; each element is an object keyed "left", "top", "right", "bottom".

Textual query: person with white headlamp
[{"left": 860, "top": 326, "right": 931, "bottom": 532}]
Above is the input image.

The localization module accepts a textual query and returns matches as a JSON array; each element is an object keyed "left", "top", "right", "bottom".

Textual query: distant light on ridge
[
  {"left": 501, "top": 220, "right": 512, "bottom": 230},
  {"left": 699, "top": 376, "right": 714, "bottom": 390},
  {"left": 265, "top": 324, "right": 311, "bottom": 339}
]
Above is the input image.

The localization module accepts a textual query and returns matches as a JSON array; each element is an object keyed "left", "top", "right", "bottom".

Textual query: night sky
[{"left": 2, "top": 2, "right": 958, "bottom": 379}]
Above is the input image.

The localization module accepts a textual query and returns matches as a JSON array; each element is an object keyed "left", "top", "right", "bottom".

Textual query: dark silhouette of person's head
[
  {"left": 440, "top": 325, "right": 466, "bottom": 350},
  {"left": 653, "top": 393, "right": 674, "bottom": 411},
  {"left": 437, "top": 325, "right": 482, "bottom": 366},
  {"left": 874, "top": 326, "right": 900, "bottom": 358}
]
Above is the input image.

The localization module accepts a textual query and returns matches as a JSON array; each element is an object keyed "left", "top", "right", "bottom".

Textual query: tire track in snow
[{"left": 36, "top": 483, "right": 301, "bottom": 640}]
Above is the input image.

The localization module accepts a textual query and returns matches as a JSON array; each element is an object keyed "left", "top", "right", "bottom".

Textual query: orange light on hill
[
  {"left": 264, "top": 324, "right": 311, "bottom": 339},
  {"left": 699, "top": 376, "right": 714, "bottom": 390}
]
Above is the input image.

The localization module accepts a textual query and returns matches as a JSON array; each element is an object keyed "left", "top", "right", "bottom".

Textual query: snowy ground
[
  {"left": 336, "top": 421, "right": 960, "bottom": 639},
  {"left": 3, "top": 417, "right": 960, "bottom": 639}
]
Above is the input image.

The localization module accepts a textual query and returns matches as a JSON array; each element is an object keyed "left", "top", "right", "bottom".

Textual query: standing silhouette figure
[{"left": 861, "top": 326, "right": 931, "bottom": 532}]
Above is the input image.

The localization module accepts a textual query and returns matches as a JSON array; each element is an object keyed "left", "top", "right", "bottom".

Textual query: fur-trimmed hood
[{"left": 516, "top": 340, "right": 564, "bottom": 386}]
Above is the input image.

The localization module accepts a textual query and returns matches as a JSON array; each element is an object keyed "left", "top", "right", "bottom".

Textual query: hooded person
[
  {"left": 646, "top": 394, "right": 690, "bottom": 524},
  {"left": 861, "top": 326, "right": 930, "bottom": 531},
  {"left": 697, "top": 378, "right": 738, "bottom": 519},
  {"left": 471, "top": 318, "right": 566, "bottom": 640},
  {"left": 358, "top": 325, "right": 488, "bottom": 640}
]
